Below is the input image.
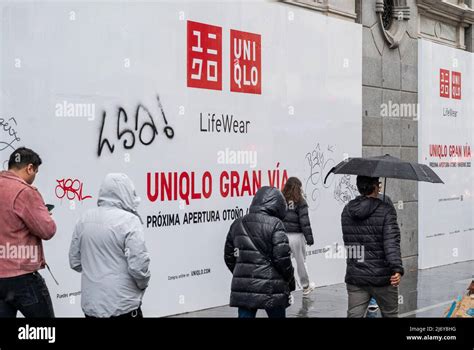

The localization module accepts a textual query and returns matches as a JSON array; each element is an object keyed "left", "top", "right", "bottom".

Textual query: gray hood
[{"left": 97, "top": 173, "right": 142, "bottom": 222}]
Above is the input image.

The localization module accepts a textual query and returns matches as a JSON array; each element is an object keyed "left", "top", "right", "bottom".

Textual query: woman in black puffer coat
[
  {"left": 282, "top": 177, "right": 316, "bottom": 296},
  {"left": 224, "top": 186, "right": 295, "bottom": 318}
]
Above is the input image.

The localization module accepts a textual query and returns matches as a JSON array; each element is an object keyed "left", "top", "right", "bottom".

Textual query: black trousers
[
  {"left": 85, "top": 307, "right": 143, "bottom": 319},
  {"left": 0, "top": 271, "right": 55, "bottom": 318}
]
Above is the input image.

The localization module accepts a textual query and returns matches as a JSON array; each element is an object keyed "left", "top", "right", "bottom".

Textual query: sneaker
[{"left": 302, "top": 282, "right": 316, "bottom": 296}]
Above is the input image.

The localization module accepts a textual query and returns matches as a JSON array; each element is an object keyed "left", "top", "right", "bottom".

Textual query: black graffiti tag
[
  {"left": 0, "top": 117, "right": 21, "bottom": 152},
  {"left": 334, "top": 174, "right": 358, "bottom": 204},
  {"left": 97, "top": 94, "right": 174, "bottom": 157},
  {"left": 304, "top": 143, "right": 336, "bottom": 210}
]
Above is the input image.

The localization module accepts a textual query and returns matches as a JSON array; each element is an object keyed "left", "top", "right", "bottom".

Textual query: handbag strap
[{"left": 240, "top": 219, "right": 272, "bottom": 263}]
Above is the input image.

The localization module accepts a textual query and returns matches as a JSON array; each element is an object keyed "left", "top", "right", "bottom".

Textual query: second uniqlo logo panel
[
  {"left": 230, "top": 29, "right": 261, "bottom": 94},
  {"left": 451, "top": 71, "right": 461, "bottom": 100},
  {"left": 187, "top": 21, "right": 222, "bottom": 91}
]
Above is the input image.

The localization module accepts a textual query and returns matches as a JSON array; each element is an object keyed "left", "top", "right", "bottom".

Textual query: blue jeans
[
  {"left": 0, "top": 272, "right": 55, "bottom": 318},
  {"left": 366, "top": 297, "right": 378, "bottom": 318},
  {"left": 238, "top": 307, "right": 286, "bottom": 318}
]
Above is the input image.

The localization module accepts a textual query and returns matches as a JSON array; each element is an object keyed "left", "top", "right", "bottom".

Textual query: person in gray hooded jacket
[{"left": 69, "top": 173, "right": 151, "bottom": 318}]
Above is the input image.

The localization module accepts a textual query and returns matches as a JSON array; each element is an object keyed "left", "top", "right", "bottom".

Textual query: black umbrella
[{"left": 323, "top": 154, "right": 444, "bottom": 199}]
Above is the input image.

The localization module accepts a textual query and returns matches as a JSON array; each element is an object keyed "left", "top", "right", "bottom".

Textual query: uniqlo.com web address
[{"left": 406, "top": 335, "right": 457, "bottom": 342}]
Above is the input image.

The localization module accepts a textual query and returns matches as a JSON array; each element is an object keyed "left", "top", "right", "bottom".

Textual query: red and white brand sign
[
  {"left": 439, "top": 68, "right": 461, "bottom": 100},
  {"left": 187, "top": 21, "right": 262, "bottom": 94},
  {"left": 451, "top": 71, "right": 461, "bottom": 100},
  {"left": 230, "top": 29, "right": 261, "bottom": 94},
  {"left": 187, "top": 21, "right": 222, "bottom": 91},
  {"left": 440, "top": 69, "right": 450, "bottom": 98}
]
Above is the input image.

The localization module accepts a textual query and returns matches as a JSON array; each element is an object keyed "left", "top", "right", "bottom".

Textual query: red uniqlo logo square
[
  {"left": 439, "top": 69, "right": 450, "bottom": 98},
  {"left": 187, "top": 21, "right": 222, "bottom": 90},
  {"left": 451, "top": 71, "right": 461, "bottom": 100},
  {"left": 230, "top": 29, "right": 261, "bottom": 94}
]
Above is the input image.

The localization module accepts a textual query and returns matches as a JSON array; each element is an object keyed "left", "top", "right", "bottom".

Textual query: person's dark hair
[
  {"left": 8, "top": 147, "right": 42, "bottom": 170},
  {"left": 356, "top": 176, "right": 379, "bottom": 196},
  {"left": 282, "top": 177, "right": 303, "bottom": 204}
]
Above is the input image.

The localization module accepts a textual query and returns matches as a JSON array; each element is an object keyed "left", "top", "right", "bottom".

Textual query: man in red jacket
[{"left": 0, "top": 147, "right": 57, "bottom": 317}]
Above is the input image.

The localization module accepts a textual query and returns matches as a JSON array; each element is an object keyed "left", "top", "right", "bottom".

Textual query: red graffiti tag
[{"left": 55, "top": 179, "right": 92, "bottom": 201}]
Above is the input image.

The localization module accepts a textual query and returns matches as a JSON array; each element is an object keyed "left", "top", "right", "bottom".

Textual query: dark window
[{"left": 382, "top": 0, "right": 394, "bottom": 30}]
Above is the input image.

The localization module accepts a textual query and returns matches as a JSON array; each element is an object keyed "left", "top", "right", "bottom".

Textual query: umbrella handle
[{"left": 323, "top": 167, "right": 335, "bottom": 185}]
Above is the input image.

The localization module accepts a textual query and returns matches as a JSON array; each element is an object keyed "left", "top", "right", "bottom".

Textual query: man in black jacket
[
  {"left": 224, "top": 186, "right": 295, "bottom": 318},
  {"left": 341, "top": 176, "right": 404, "bottom": 318}
]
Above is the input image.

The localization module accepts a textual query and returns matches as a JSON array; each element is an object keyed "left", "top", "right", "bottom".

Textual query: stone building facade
[{"left": 282, "top": 0, "right": 473, "bottom": 312}]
